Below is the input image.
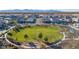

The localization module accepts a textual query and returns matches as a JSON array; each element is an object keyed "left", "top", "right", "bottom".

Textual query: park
[{"left": 7, "top": 25, "right": 63, "bottom": 44}]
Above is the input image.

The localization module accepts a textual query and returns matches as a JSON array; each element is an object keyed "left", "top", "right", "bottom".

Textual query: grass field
[{"left": 7, "top": 25, "right": 63, "bottom": 43}]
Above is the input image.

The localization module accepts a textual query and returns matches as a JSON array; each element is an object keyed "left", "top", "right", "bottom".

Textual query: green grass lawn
[{"left": 7, "top": 25, "right": 63, "bottom": 43}]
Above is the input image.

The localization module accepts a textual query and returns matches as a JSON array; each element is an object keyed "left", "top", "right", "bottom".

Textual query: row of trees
[{"left": 24, "top": 33, "right": 48, "bottom": 42}]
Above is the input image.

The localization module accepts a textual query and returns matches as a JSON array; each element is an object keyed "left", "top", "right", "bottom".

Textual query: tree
[
  {"left": 38, "top": 33, "right": 43, "bottom": 39},
  {"left": 24, "top": 34, "right": 28, "bottom": 38},
  {"left": 7, "top": 33, "right": 12, "bottom": 36},
  {"left": 13, "top": 27, "right": 20, "bottom": 32},
  {"left": 44, "top": 37, "right": 48, "bottom": 41}
]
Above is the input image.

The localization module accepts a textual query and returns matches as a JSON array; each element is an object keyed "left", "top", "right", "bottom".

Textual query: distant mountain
[
  {"left": 0, "top": 9, "right": 61, "bottom": 12},
  {"left": 0, "top": 9, "right": 79, "bottom": 12},
  {"left": 59, "top": 9, "right": 79, "bottom": 12}
]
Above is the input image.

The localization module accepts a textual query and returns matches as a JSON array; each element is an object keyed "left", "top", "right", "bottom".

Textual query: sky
[{"left": 0, "top": 0, "right": 79, "bottom": 10}]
